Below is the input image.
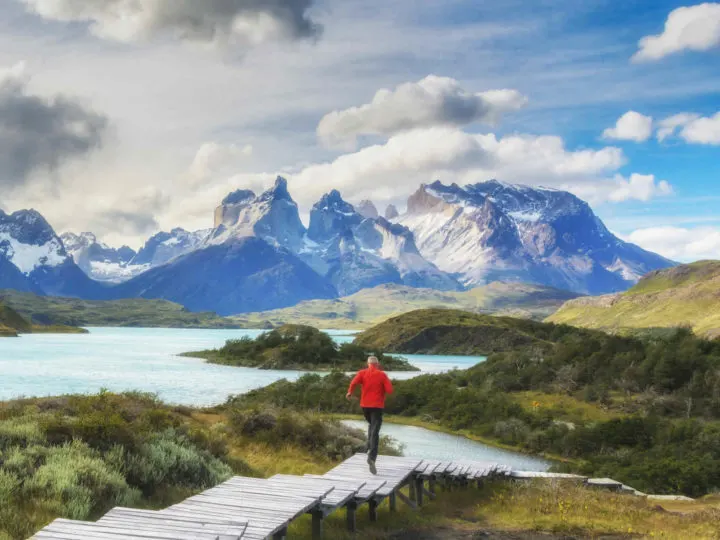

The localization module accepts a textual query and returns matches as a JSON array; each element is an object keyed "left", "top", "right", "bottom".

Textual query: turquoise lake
[
  {"left": 0, "top": 327, "right": 553, "bottom": 468},
  {"left": 0, "top": 327, "right": 485, "bottom": 406}
]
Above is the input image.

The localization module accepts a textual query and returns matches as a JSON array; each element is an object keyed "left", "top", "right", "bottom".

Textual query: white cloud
[
  {"left": 627, "top": 226, "right": 720, "bottom": 262},
  {"left": 282, "top": 127, "right": 669, "bottom": 210},
  {"left": 606, "top": 173, "right": 673, "bottom": 203},
  {"left": 682, "top": 112, "right": 720, "bottom": 144},
  {"left": 189, "top": 142, "right": 254, "bottom": 180},
  {"left": 657, "top": 113, "right": 701, "bottom": 141},
  {"left": 19, "top": 0, "right": 321, "bottom": 49},
  {"left": 602, "top": 111, "right": 653, "bottom": 142},
  {"left": 657, "top": 111, "right": 720, "bottom": 145},
  {"left": 633, "top": 2, "right": 720, "bottom": 62},
  {"left": 317, "top": 75, "right": 528, "bottom": 147}
]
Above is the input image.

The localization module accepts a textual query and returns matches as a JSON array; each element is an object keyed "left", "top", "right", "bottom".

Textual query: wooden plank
[
  {"left": 104, "top": 508, "right": 248, "bottom": 528},
  {"left": 96, "top": 516, "right": 246, "bottom": 538},
  {"left": 35, "top": 519, "right": 216, "bottom": 540},
  {"left": 223, "top": 477, "right": 333, "bottom": 499}
]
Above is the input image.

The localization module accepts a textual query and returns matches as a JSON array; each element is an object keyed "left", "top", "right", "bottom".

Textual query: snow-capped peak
[{"left": 0, "top": 209, "right": 68, "bottom": 275}]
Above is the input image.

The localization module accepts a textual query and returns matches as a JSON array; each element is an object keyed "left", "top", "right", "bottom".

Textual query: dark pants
[{"left": 362, "top": 407, "right": 383, "bottom": 461}]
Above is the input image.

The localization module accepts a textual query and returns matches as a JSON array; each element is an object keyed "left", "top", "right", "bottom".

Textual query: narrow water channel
[{"left": 341, "top": 420, "right": 550, "bottom": 472}]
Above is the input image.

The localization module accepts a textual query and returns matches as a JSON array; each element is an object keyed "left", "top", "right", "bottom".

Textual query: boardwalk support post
[
  {"left": 369, "top": 498, "right": 379, "bottom": 522},
  {"left": 346, "top": 500, "right": 357, "bottom": 532},
  {"left": 389, "top": 491, "right": 397, "bottom": 512},
  {"left": 415, "top": 476, "right": 424, "bottom": 506},
  {"left": 408, "top": 478, "right": 417, "bottom": 502},
  {"left": 311, "top": 509, "right": 324, "bottom": 540},
  {"left": 396, "top": 490, "right": 418, "bottom": 509},
  {"left": 273, "top": 527, "right": 288, "bottom": 540},
  {"left": 429, "top": 476, "right": 437, "bottom": 495}
]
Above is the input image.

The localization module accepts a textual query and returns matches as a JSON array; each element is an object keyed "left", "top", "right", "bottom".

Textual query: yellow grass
[
  {"left": 285, "top": 481, "right": 720, "bottom": 539},
  {"left": 510, "top": 391, "right": 625, "bottom": 423},
  {"left": 482, "top": 481, "right": 720, "bottom": 539}
]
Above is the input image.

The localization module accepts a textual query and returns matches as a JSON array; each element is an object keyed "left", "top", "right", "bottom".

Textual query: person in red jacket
[{"left": 346, "top": 355, "right": 393, "bottom": 474}]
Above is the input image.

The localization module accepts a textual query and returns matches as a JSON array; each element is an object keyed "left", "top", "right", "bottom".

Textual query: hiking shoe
[{"left": 367, "top": 457, "right": 377, "bottom": 475}]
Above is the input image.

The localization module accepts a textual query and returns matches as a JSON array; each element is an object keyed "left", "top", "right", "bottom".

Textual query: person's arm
[
  {"left": 383, "top": 373, "right": 393, "bottom": 395},
  {"left": 346, "top": 371, "right": 364, "bottom": 399}
]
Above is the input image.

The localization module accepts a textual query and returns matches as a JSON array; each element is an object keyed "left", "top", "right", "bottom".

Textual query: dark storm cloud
[
  {"left": 20, "top": 0, "right": 322, "bottom": 47},
  {"left": 0, "top": 65, "right": 108, "bottom": 188}
]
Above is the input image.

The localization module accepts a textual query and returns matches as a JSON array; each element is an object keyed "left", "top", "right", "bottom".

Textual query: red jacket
[{"left": 348, "top": 364, "right": 393, "bottom": 408}]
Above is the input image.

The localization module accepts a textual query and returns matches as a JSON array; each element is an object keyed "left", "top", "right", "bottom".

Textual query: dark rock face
[
  {"left": 398, "top": 181, "right": 675, "bottom": 295},
  {"left": 212, "top": 177, "right": 306, "bottom": 251},
  {"left": 307, "top": 190, "right": 363, "bottom": 244},
  {"left": 112, "top": 236, "right": 337, "bottom": 315}
]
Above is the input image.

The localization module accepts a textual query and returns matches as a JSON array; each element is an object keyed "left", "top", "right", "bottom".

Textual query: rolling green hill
[
  {"left": 0, "top": 290, "right": 243, "bottom": 329},
  {"left": 0, "top": 300, "right": 31, "bottom": 336},
  {"left": 547, "top": 261, "right": 720, "bottom": 339},
  {"left": 0, "top": 299, "right": 86, "bottom": 336},
  {"left": 231, "top": 282, "right": 580, "bottom": 329},
  {"left": 352, "top": 308, "right": 570, "bottom": 355}
]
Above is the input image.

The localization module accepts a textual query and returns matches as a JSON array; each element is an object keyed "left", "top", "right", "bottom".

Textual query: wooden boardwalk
[{"left": 30, "top": 454, "right": 515, "bottom": 540}]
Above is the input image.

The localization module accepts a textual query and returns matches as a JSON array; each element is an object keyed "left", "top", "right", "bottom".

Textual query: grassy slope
[
  {"left": 0, "top": 301, "right": 29, "bottom": 336},
  {"left": 353, "top": 308, "right": 558, "bottom": 355},
  {"left": 0, "top": 300, "right": 85, "bottom": 336},
  {"left": 548, "top": 261, "right": 720, "bottom": 339},
  {"left": 231, "top": 282, "right": 580, "bottom": 330},
  {"left": 0, "top": 289, "right": 242, "bottom": 329}
]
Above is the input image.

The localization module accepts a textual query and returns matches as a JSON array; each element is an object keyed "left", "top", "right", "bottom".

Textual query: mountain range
[{"left": 0, "top": 178, "right": 675, "bottom": 315}]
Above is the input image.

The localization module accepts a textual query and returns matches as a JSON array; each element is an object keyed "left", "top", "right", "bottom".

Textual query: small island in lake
[{"left": 182, "top": 324, "right": 419, "bottom": 371}]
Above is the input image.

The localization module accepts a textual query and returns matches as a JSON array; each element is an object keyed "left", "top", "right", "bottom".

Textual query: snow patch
[{"left": 0, "top": 233, "right": 66, "bottom": 274}]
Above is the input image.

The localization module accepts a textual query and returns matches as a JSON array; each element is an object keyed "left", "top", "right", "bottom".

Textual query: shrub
[
  {"left": 24, "top": 440, "right": 141, "bottom": 519},
  {"left": 125, "top": 429, "right": 232, "bottom": 495}
]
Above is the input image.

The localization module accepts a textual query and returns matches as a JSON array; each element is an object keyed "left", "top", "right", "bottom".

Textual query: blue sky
[{"left": 0, "top": 0, "right": 718, "bottom": 260}]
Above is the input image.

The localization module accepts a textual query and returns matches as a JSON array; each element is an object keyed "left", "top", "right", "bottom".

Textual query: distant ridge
[
  {"left": 231, "top": 282, "right": 580, "bottom": 329},
  {"left": 548, "top": 261, "right": 720, "bottom": 339}
]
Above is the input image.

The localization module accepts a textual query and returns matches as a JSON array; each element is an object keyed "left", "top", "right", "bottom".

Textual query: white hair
[{"left": 367, "top": 356, "right": 379, "bottom": 364}]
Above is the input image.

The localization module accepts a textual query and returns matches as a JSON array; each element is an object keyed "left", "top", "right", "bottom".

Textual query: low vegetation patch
[
  {"left": 0, "top": 299, "right": 84, "bottom": 336},
  {"left": 0, "top": 391, "right": 386, "bottom": 540},
  {"left": 184, "top": 324, "right": 418, "bottom": 371},
  {"left": 0, "top": 289, "right": 241, "bottom": 329}
]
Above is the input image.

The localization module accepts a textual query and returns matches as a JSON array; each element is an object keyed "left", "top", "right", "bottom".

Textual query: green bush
[
  {"left": 125, "top": 429, "right": 232, "bottom": 495},
  {"left": 24, "top": 440, "right": 141, "bottom": 519}
]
